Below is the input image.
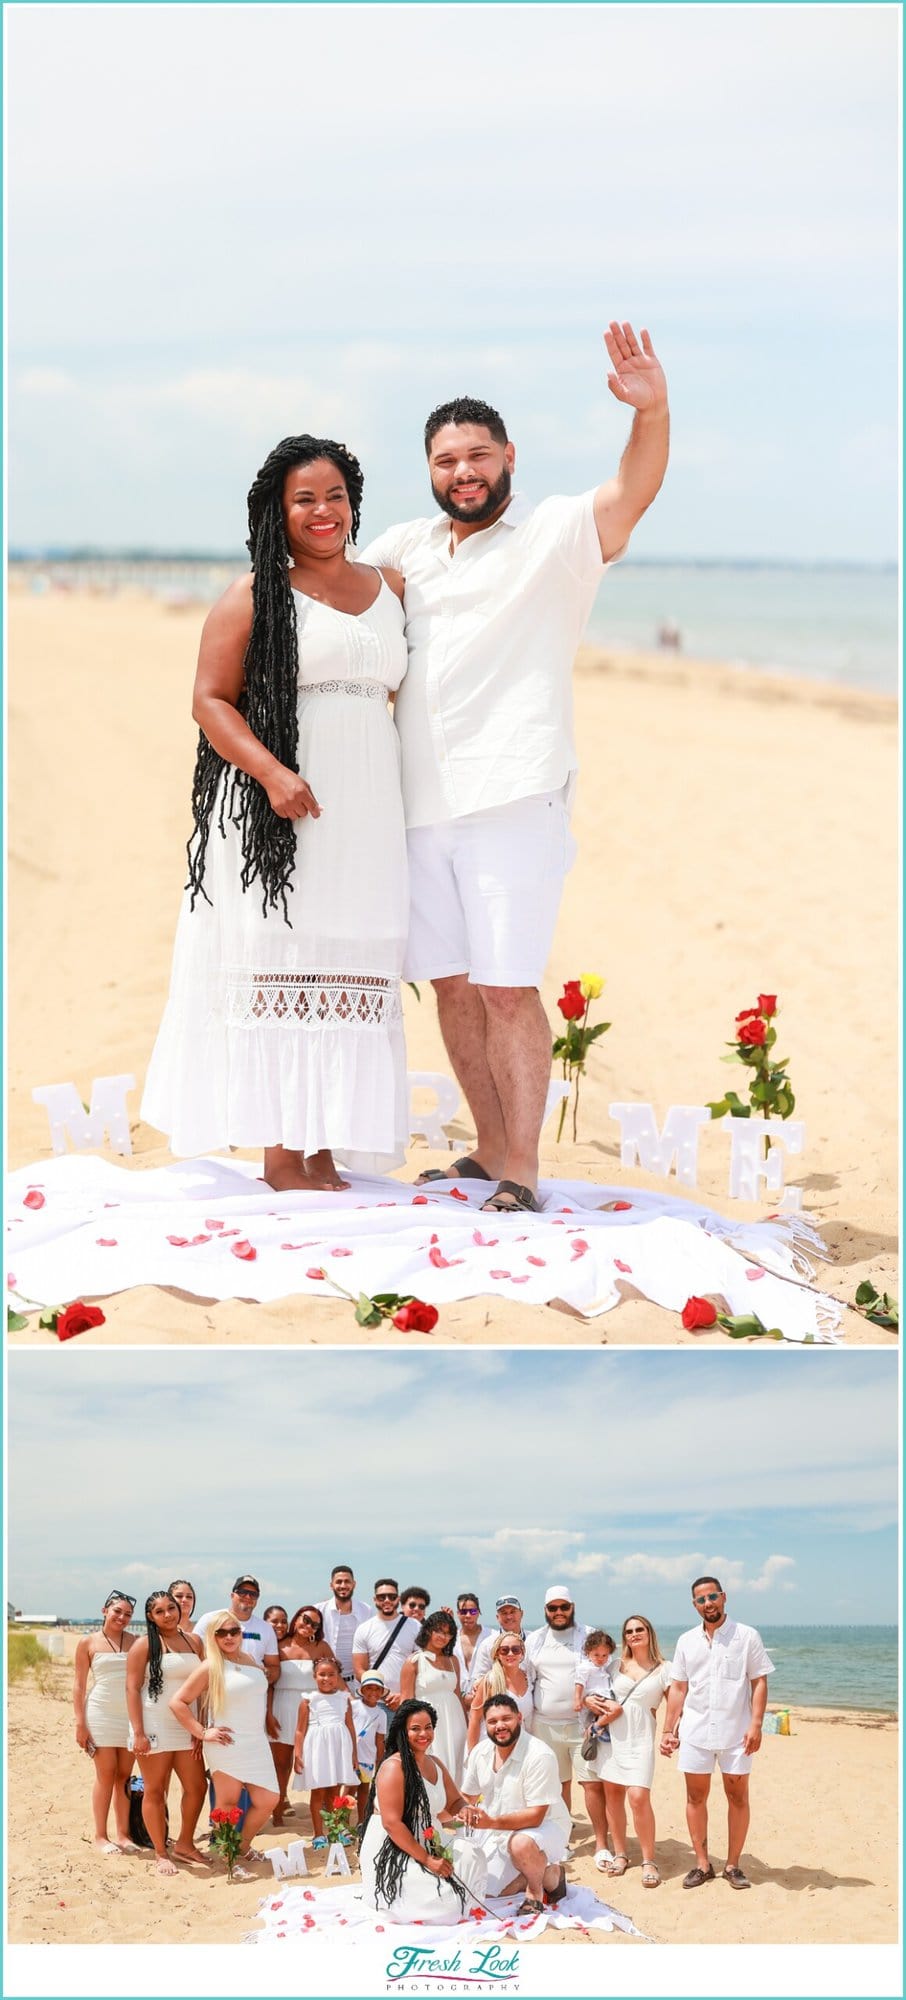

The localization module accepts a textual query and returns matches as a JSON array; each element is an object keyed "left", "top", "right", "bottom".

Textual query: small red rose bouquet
[
  {"left": 7, "top": 1291, "right": 106, "bottom": 1339},
  {"left": 322, "top": 1793, "right": 357, "bottom": 1845},
  {"left": 707, "top": 994, "right": 795, "bottom": 1123},
  {"left": 681, "top": 1295, "right": 789, "bottom": 1341},
  {"left": 309, "top": 1267, "right": 439, "bottom": 1332},
  {"left": 552, "top": 974, "right": 611, "bottom": 1142},
  {"left": 209, "top": 1804, "right": 244, "bottom": 1878}
]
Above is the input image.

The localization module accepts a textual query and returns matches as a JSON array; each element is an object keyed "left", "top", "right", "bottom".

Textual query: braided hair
[
  {"left": 144, "top": 1591, "right": 178, "bottom": 1703},
  {"left": 185, "top": 434, "right": 365, "bottom": 922},
  {"left": 361, "top": 1700, "right": 466, "bottom": 1911}
]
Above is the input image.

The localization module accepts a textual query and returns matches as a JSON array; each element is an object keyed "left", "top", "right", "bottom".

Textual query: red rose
[
  {"left": 735, "top": 1006, "right": 760, "bottom": 1023},
  {"left": 557, "top": 981, "right": 586, "bottom": 1021},
  {"left": 393, "top": 1300, "right": 439, "bottom": 1332},
  {"left": 737, "top": 1016, "right": 767, "bottom": 1046},
  {"left": 211, "top": 1809, "right": 225, "bottom": 1824},
  {"left": 229, "top": 1807, "right": 243, "bottom": 1825},
  {"left": 757, "top": 993, "right": 777, "bottom": 1017},
  {"left": 681, "top": 1296, "right": 718, "bottom": 1330},
  {"left": 55, "top": 1302, "right": 106, "bottom": 1341}
]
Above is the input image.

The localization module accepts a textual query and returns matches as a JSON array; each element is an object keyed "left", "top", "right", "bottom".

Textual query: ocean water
[
  {"left": 587, "top": 560, "right": 898, "bottom": 695},
  {"left": 11, "top": 555, "right": 899, "bottom": 697},
  {"left": 53, "top": 1621, "right": 898, "bottom": 1712}
]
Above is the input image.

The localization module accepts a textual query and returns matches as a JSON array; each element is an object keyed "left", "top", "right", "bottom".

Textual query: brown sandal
[
  {"left": 481, "top": 1180, "right": 543, "bottom": 1214},
  {"left": 416, "top": 1156, "right": 493, "bottom": 1186}
]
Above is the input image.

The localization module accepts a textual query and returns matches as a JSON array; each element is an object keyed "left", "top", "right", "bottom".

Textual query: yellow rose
[{"left": 579, "top": 973, "right": 604, "bottom": 1000}]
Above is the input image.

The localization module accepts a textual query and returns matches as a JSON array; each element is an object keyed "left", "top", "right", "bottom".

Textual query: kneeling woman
[
  {"left": 359, "top": 1700, "right": 487, "bottom": 1922},
  {"left": 170, "top": 1610, "right": 279, "bottom": 1874},
  {"left": 125, "top": 1590, "right": 208, "bottom": 1874}
]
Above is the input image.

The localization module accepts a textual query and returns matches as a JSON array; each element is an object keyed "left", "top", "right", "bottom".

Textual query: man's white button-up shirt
[
  {"left": 669, "top": 1618, "right": 775, "bottom": 1751},
  {"left": 360, "top": 492, "right": 613, "bottom": 828}
]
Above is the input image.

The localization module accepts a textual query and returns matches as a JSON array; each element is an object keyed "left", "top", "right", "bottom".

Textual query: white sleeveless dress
[
  {"left": 142, "top": 576, "right": 410, "bottom": 1171},
  {"left": 272, "top": 1656, "right": 316, "bottom": 1747},
  {"left": 413, "top": 1652, "right": 467, "bottom": 1786},
  {"left": 132, "top": 1647, "right": 198, "bottom": 1754},
  {"left": 359, "top": 1759, "right": 487, "bottom": 1921},
  {"left": 84, "top": 1651, "right": 130, "bottom": 1749},
  {"left": 292, "top": 1688, "right": 358, "bottom": 1791},
  {"left": 207, "top": 1660, "right": 278, "bottom": 1792}
]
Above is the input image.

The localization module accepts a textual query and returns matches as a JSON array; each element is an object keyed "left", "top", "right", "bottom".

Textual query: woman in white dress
[
  {"left": 169, "top": 1609, "right": 279, "bottom": 1875},
  {"left": 466, "top": 1633, "right": 534, "bottom": 1750},
  {"left": 142, "top": 434, "right": 409, "bottom": 1192},
  {"left": 267, "top": 1604, "right": 335, "bottom": 1828},
  {"left": 400, "top": 1613, "right": 467, "bottom": 1786},
  {"left": 167, "top": 1578, "right": 197, "bottom": 1637},
  {"left": 359, "top": 1701, "right": 487, "bottom": 1922},
  {"left": 72, "top": 1590, "right": 139, "bottom": 1854},
  {"left": 577, "top": 1612, "right": 673, "bottom": 1888},
  {"left": 125, "top": 1590, "right": 208, "bottom": 1874},
  {"left": 292, "top": 1656, "right": 358, "bottom": 1839}
]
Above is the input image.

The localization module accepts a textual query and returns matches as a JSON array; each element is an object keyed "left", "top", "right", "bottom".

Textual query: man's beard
[{"left": 431, "top": 464, "right": 512, "bottom": 523}]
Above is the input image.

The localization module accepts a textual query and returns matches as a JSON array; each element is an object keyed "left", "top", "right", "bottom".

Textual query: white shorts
[
  {"left": 478, "top": 1816, "right": 569, "bottom": 1895},
  {"left": 678, "top": 1742, "right": 753, "bottom": 1777},
  {"left": 531, "top": 1716, "right": 584, "bottom": 1782},
  {"left": 405, "top": 789, "right": 576, "bottom": 988}
]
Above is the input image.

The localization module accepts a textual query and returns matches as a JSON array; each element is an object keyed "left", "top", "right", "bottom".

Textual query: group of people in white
[{"left": 74, "top": 1564, "right": 774, "bottom": 1910}]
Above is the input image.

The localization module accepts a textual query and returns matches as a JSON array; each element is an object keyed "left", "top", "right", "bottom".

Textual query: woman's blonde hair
[
  {"left": 204, "top": 1610, "right": 238, "bottom": 1716},
  {"left": 485, "top": 1629, "right": 525, "bottom": 1698},
  {"left": 620, "top": 1614, "right": 663, "bottom": 1668}
]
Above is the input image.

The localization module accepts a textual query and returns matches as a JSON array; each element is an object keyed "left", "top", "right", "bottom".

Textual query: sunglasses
[
  {"left": 375, "top": 1594, "right": 398, "bottom": 1603},
  {"left": 105, "top": 1593, "right": 137, "bottom": 1610},
  {"left": 625, "top": 1625, "right": 648, "bottom": 1635},
  {"left": 547, "top": 1603, "right": 571, "bottom": 1612},
  {"left": 498, "top": 1645, "right": 524, "bottom": 1655},
  {"left": 693, "top": 1593, "right": 723, "bottom": 1604},
  {"left": 459, "top": 1607, "right": 480, "bottom": 1615},
  {"left": 217, "top": 1624, "right": 242, "bottom": 1638}
]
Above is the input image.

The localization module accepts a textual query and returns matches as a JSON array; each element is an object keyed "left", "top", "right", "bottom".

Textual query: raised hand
[{"left": 604, "top": 322, "right": 667, "bottom": 413}]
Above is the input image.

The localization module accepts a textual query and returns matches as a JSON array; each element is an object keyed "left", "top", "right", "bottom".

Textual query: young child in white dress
[
  {"left": 292, "top": 1656, "right": 359, "bottom": 1843},
  {"left": 574, "top": 1629, "right": 617, "bottom": 1755},
  {"left": 351, "top": 1670, "right": 387, "bottom": 1826}
]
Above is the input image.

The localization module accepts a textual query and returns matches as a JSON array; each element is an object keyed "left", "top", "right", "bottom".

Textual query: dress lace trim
[
  {"left": 224, "top": 971, "right": 403, "bottom": 1030},
  {"left": 299, "top": 679, "right": 388, "bottom": 700}
]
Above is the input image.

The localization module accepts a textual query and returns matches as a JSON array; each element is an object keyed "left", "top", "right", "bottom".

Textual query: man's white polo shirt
[
  {"left": 462, "top": 1728, "right": 571, "bottom": 1839},
  {"left": 669, "top": 1618, "right": 775, "bottom": 1751},
  {"left": 360, "top": 492, "right": 613, "bottom": 828}
]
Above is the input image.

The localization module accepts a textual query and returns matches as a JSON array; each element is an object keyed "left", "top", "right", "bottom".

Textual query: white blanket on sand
[
  {"left": 248, "top": 1877, "right": 648, "bottom": 1945},
  {"left": 7, "top": 1155, "right": 842, "bottom": 1341}
]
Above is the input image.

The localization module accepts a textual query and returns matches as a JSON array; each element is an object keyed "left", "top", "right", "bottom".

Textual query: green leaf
[
  {"left": 855, "top": 1280, "right": 880, "bottom": 1306},
  {"left": 586, "top": 1020, "right": 612, "bottom": 1041},
  {"left": 721, "top": 1050, "right": 746, "bottom": 1064},
  {"left": 7, "top": 1309, "right": 29, "bottom": 1332},
  {"left": 715, "top": 1312, "right": 770, "bottom": 1339},
  {"left": 354, "top": 1292, "right": 384, "bottom": 1327},
  {"left": 706, "top": 1098, "right": 730, "bottom": 1120},
  {"left": 38, "top": 1309, "right": 60, "bottom": 1331}
]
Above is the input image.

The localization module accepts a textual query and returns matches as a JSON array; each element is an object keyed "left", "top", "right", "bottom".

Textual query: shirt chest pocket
[{"left": 710, "top": 1646, "right": 745, "bottom": 1707}]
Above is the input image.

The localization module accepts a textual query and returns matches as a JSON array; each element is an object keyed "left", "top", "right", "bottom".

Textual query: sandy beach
[
  {"left": 7, "top": 589, "right": 898, "bottom": 1346},
  {"left": 6, "top": 1643, "right": 897, "bottom": 1950}
]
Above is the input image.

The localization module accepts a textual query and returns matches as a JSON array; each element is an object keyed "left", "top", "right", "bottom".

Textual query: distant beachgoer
[
  {"left": 660, "top": 1576, "right": 774, "bottom": 1891},
  {"left": 72, "top": 1590, "right": 140, "bottom": 1855},
  {"left": 142, "top": 435, "right": 409, "bottom": 1191}
]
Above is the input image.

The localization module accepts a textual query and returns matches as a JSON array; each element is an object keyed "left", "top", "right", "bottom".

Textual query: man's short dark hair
[
  {"left": 331, "top": 1564, "right": 354, "bottom": 1580},
  {"left": 691, "top": 1575, "right": 723, "bottom": 1595},
  {"left": 374, "top": 1577, "right": 398, "bottom": 1593},
  {"left": 401, "top": 1585, "right": 430, "bottom": 1607},
  {"left": 483, "top": 1691, "right": 520, "bottom": 1717},
  {"left": 424, "top": 397, "right": 508, "bottom": 454}
]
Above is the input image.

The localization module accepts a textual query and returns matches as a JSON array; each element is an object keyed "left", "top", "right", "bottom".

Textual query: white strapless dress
[
  {"left": 207, "top": 1660, "right": 278, "bottom": 1792},
  {"left": 142, "top": 577, "right": 410, "bottom": 1172},
  {"left": 133, "top": 1648, "right": 198, "bottom": 1754},
  {"left": 85, "top": 1652, "right": 130, "bottom": 1749},
  {"left": 272, "top": 1656, "right": 316, "bottom": 1747}
]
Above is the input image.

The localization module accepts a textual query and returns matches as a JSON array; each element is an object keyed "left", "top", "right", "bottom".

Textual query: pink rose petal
[
  {"left": 512, "top": 1275, "right": 529, "bottom": 1283},
  {"left": 527, "top": 1255, "right": 546, "bottom": 1267},
  {"left": 489, "top": 1269, "right": 512, "bottom": 1280},
  {"left": 472, "top": 1230, "right": 499, "bottom": 1247},
  {"left": 745, "top": 1266, "right": 766, "bottom": 1280},
  {"left": 411, "top": 1195, "right": 428, "bottom": 1205},
  {"left": 205, "top": 1219, "right": 224, "bottom": 1230},
  {"left": 230, "top": 1240, "right": 257, "bottom": 1261},
  {"left": 570, "top": 1238, "right": 589, "bottom": 1259},
  {"left": 428, "top": 1246, "right": 463, "bottom": 1269},
  {"left": 96, "top": 1238, "right": 117, "bottom": 1247},
  {"left": 615, "top": 1259, "right": 632, "bottom": 1273},
  {"left": 449, "top": 1187, "right": 468, "bottom": 1202},
  {"left": 306, "top": 1268, "right": 325, "bottom": 1280},
  {"left": 23, "top": 1190, "right": 45, "bottom": 1210},
  {"left": 167, "top": 1235, "right": 189, "bottom": 1247},
  {"left": 190, "top": 1234, "right": 211, "bottom": 1246},
  {"left": 330, "top": 1248, "right": 353, "bottom": 1257}
]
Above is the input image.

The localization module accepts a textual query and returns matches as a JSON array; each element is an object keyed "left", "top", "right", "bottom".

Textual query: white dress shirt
[
  {"left": 462, "top": 1729, "right": 571, "bottom": 1838},
  {"left": 360, "top": 492, "right": 612, "bottom": 827},
  {"left": 316, "top": 1595, "right": 373, "bottom": 1681},
  {"left": 670, "top": 1618, "right": 775, "bottom": 1751}
]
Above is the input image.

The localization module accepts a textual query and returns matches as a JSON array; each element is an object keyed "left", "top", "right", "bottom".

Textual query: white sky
[
  {"left": 8, "top": 1351, "right": 898, "bottom": 1621},
  {"left": 6, "top": 2, "right": 900, "bottom": 556}
]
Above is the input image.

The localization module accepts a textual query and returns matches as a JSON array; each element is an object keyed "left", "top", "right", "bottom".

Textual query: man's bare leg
[
  {"left": 479, "top": 985, "right": 551, "bottom": 1195},
  {"left": 684, "top": 1774, "right": 712, "bottom": 1871},
  {"left": 722, "top": 1773, "right": 750, "bottom": 1870},
  {"left": 428, "top": 975, "right": 507, "bottom": 1176}
]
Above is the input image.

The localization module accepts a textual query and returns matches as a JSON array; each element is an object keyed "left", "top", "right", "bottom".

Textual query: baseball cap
[
  {"left": 359, "top": 1672, "right": 386, "bottom": 1690},
  {"left": 232, "top": 1575, "right": 260, "bottom": 1593},
  {"left": 496, "top": 1595, "right": 522, "bottom": 1610},
  {"left": 544, "top": 1585, "right": 573, "bottom": 1606}
]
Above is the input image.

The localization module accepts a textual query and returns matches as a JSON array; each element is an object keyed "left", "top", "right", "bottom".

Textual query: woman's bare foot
[
  {"left": 302, "top": 1150, "right": 350, "bottom": 1191},
  {"left": 155, "top": 1854, "right": 179, "bottom": 1876},
  {"left": 171, "top": 1843, "right": 211, "bottom": 1866},
  {"left": 262, "top": 1146, "right": 310, "bottom": 1191},
  {"left": 94, "top": 1838, "right": 123, "bottom": 1855}
]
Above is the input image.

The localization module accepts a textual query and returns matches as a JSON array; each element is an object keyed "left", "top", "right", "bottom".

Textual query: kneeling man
[{"left": 460, "top": 1694, "right": 571, "bottom": 1914}]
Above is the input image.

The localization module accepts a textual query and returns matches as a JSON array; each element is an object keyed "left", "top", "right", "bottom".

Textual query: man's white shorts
[
  {"left": 477, "top": 1817, "right": 569, "bottom": 1895},
  {"left": 531, "top": 1716, "right": 584, "bottom": 1783},
  {"left": 678, "top": 1742, "right": 753, "bottom": 1777},
  {"left": 404, "top": 789, "right": 576, "bottom": 988}
]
